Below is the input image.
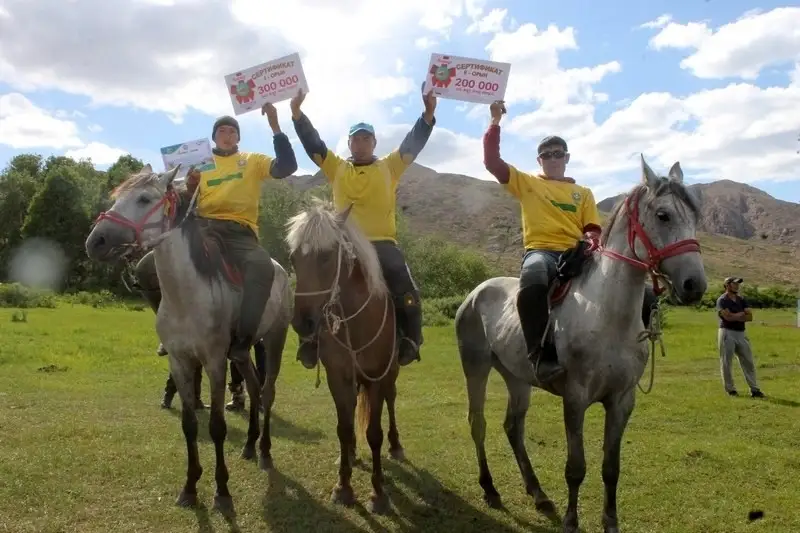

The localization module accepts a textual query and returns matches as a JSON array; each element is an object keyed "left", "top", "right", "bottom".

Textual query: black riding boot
[
  {"left": 517, "top": 284, "right": 564, "bottom": 384},
  {"left": 395, "top": 294, "right": 423, "bottom": 366}
]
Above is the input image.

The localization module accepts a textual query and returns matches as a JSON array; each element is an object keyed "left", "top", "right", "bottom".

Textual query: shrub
[{"left": 0, "top": 283, "right": 57, "bottom": 308}]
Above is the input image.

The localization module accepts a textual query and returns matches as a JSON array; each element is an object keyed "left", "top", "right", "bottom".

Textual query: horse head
[
  {"left": 85, "top": 164, "right": 182, "bottom": 262},
  {"left": 602, "top": 155, "right": 707, "bottom": 304},
  {"left": 285, "top": 199, "right": 386, "bottom": 340}
]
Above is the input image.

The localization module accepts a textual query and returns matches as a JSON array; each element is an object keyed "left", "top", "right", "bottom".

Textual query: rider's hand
[
  {"left": 290, "top": 89, "right": 306, "bottom": 120},
  {"left": 261, "top": 102, "right": 280, "bottom": 133},
  {"left": 422, "top": 84, "right": 437, "bottom": 123},
  {"left": 489, "top": 100, "right": 506, "bottom": 125}
]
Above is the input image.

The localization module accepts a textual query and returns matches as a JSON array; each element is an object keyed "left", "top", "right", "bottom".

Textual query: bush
[
  {"left": 423, "top": 295, "right": 467, "bottom": 326},
  {"left": 0, "top": 283, "right": 57, "bottom": 308},
  {"left": 695, "top": 282, "right": 798, "bottom": 310},
  {"left": 61, "top": 290, "right": 119, "bottom": 308}
]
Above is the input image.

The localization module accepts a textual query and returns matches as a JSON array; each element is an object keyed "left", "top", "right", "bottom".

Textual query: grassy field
[{"left": 1, "top": 304, "right": 799, "bottom": 533}]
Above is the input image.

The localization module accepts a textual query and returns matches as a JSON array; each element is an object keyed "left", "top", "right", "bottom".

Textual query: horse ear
[
  {"left": 668, "top": 161, "right": 684, "bottom": 183},
  {"left": 159, "top": 164, "right": 181, "bottom": 188},
  {"left": 142, "top": 163, "right": 153, "bottom": 173},
  {"left": 337, "top": 203, "right": 354, "bottom": 226},
  {"left": 640, "top": 154, "right": 660, "bottom": 188}
]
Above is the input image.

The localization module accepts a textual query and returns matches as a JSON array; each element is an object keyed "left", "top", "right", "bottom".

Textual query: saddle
[
  {"left": 548, "top": 238, "right": 595, "bottom": 307},
  {"left": 195, "top": 222, "right": 244, "bottom": 289}
]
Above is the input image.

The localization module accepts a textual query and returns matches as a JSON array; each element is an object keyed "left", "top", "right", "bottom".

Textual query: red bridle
[
  {"left": 94, "top": 188, "right": 180, "bottom": 247},
  {"left": 596, "top": 190, "right": 701, "bottom": 295}
]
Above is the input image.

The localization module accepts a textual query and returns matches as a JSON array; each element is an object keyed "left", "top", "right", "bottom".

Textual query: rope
[{"left": 636, "top": 304, "right": 666, "bottom": 394}]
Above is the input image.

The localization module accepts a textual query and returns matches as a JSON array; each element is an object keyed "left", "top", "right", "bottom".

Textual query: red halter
[
  {"left": 598, "top": 189, "right": 701, "bottom": 295},
  {"left": 94, "top": 187, "right": 180, "bottom": 247}
]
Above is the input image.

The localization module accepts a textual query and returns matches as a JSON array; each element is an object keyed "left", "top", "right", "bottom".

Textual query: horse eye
[
  {"left": 136, "top": 194, "right": 152, "bottom": 206},
  {"left": 657, "top": 211, "right": 670, "bottom": 222}
]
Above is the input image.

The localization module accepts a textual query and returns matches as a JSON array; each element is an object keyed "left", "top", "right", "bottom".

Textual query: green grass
[{"left": 1, "top": 305, "right": 799, "bottom": 533}]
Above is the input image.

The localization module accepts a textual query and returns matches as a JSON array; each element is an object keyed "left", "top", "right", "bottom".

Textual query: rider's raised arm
[
  {"left": 482, "top": 123, "right": 510, "bottom": 184},
  {"left": 267, "top": 131, "right": 298, "bottom": 179},
  {"left": 383, "top": 113, "right": 435, "bottom": 181},
  {"left": 291, "top": 112, "right": 345, "bottom": 182},
  {"left": 579, "top": 188, "right": 603, "bottom": 236}
]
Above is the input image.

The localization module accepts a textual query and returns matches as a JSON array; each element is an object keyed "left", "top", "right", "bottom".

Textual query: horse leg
[
  {"left": 235, "top": 357, "right": 262, "bottom": 462},
  {"left": 562, "top": 397, "right": 588, "bottom": 533},
  {"left": 172, "top": 358, "right": 203, "bottom": 508},
  {"left": 460, "top": 346, "right": 500, "bottom": 508},
  {"left": 327, "top": 372, "right": 357, "bottom": 507},
  {"left": 206, "top": 356, "right": 235, "bottom": 517},
  {"left": 385, "top": 378, "right": 405, "bottom": 461},
  {"left": 363, "top": 383, "right": 390, "bottom": 514},
  {"left": 259, "top": 326, "right": 287, "bottom": 471},
  {"left": 601, "top": 391, "right": 635, "bottom": 533},
  {"left": 495, "top": 363, "right": 559, "bottom": 522}
]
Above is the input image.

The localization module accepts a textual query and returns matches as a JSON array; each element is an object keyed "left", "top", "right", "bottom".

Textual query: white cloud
[
  {"left": 639, "top": 14, "right": 672, "bottom": 30},
  {"left": 415, "top": 37, "right": 438, "bottom": 50},
  {"left": 467, "top": 8, "right": 507, "bottom": 34},
  {"left": 647, "top": 7, "right": 800, "bottom": 80},
  {"left": 65, "top": 142, "right": 129, "bottom": 166},
  {"left": 0, "top": 93, "right": 82, "bottom": 149},
  {"left": 485, "top": 22, "right": 622, "bottom": 106},
  {"left": 0, "top": 0, "right": 484, "bottom": 142}
]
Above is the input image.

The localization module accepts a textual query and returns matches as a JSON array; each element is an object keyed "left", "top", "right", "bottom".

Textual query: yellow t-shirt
[
  {"left": 504, "top": 165, "right": 601, "bottom": 251},
  {"left": 316, "top": 149, "right": 410, "bottom": 242},
  {"left": 195, "top": 152, "right": 273, "bottom": 235}
]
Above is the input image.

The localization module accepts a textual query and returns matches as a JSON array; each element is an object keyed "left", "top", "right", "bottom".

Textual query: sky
[{"left": 0, "top": 0, "right": 798, "bottom": 203}]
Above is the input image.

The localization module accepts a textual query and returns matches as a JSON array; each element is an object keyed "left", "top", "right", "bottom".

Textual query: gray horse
[
  {"left": 455, "top": 156, "right": 706, "bottom": 533},
  {"left": 85, "top": 164, "right": 292, "bottom": 516}
]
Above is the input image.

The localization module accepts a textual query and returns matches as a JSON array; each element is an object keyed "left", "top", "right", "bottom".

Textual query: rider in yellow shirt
[
  {"left": 135, "top": 103, "right": 297, "bottom": 409},
  {"left": 483, "top": 100, "right": 657, "bottom": 385},
  {"left": 290, "top": 87, "right": 437, "bottom": 369}
]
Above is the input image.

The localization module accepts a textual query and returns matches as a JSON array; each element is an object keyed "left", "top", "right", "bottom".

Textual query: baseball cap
[
  {"left": 349, "top": 122, "right": 375, "bottom": 137},
  {"left": 724, "top": 277, "right": 743, "bottom": 285},
  {"left": 537, "top": 135, "right": 568, "bottom": 154}
]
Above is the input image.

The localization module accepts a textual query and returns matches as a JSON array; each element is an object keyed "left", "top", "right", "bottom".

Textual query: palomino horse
[
  {"left": 84, "top": 165, "right": 292, "bottom": 516},
  {"left": 455, "top": 156, "right": 707, "bottom": 533},
  {"left": 285, "top": 199, "right": 404, "bottom": 514}
]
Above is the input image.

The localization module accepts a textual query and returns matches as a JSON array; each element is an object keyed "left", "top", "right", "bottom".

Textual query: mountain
[{"left": 283, "top": 164, "right": 800, "bottom": 289}]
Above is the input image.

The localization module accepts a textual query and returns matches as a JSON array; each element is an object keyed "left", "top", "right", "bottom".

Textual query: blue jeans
[{"left": 520, "top": 249, "right": 562, "bottom": 289}]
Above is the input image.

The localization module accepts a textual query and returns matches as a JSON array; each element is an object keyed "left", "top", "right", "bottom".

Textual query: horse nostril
[
  {"left": 683, "top": 278, "right": 695, "bottom": 293},
  {"left": 94, "top": 236, "right": 106, "bottom": 250}
]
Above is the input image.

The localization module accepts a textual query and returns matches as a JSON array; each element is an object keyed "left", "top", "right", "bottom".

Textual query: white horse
[
  {"left": 85, "top": 165, "right": 292, "bottom": 517},
  {"left": 455, "top": 156, "right": 707, "bottom": 533}
]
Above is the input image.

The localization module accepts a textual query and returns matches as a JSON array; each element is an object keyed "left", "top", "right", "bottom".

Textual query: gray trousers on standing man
[{"left": 718, "top": 328, "right": 759, "bottom": 393}]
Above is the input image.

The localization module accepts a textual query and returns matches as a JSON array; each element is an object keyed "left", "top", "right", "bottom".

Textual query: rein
[{"left": 294, "top": 240, "right": 396, "bottom": 389}]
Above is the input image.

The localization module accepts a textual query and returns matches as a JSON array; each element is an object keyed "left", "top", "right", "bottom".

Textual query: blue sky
[{"left": 0, "top": 0, "right": 798, "bottom": 203}]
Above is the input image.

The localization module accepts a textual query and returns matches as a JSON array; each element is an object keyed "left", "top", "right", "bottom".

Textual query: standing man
[
  {"left": 289, "top": 87, "right": 437, "bottom": 369},
  {"left": 482, "top": 100, "right": 659, "bottom": 385},
  {"left": 717, "top": 277, "right": 765, "bottom": 398},
  {"left": 135, "top": 102, "right": 298, "bottom": 410}
]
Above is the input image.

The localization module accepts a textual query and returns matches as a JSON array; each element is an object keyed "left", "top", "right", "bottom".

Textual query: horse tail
[{"left": 355, "top": 383, "right": 371, "bottom": 442}]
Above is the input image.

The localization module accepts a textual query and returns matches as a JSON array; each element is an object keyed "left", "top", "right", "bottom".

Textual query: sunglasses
[{"left": 538, "top": 150, "right": 566, "bottom": 160}]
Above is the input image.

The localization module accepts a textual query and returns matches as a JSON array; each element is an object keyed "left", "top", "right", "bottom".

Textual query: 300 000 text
[{"left": 257, "top": 75, "right": 300, "bottom": 95}]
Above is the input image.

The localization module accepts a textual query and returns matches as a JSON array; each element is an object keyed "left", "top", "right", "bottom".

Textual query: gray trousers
[{"left": 718, "top": 328, "right": 759, "bottom": 392}]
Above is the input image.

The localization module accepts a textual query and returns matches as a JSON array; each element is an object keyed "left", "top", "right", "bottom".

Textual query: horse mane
[
  {"left": 113, "top": 168, "right": 228, "bottom": 286},
  {"left": 601, "top": 177, "right": 699, "bottom": 246},
  {"left": 285, "top": 197, "right": 388, "bottom": 298}
]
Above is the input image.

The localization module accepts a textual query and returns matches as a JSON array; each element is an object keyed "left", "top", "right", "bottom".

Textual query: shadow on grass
[
  {"left": 233, "top": 409, "right": 326, "bottom": 444},
  {"left": 259, "top": 457, "right": 560, "bottom": 533},
  {"left": 764, "top": 396, "right": 800, "bottom": 408},
  {"left": 380, "top": 460, "right": 560, "bottom": 533},
  {"left": 166, "top": 408, "right": 250, "bottom": 445}
]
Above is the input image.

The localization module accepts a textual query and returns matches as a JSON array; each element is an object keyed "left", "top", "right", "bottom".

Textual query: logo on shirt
[
  {"left": 572, "top": 192, "right": 581, "bottom": 202},
  {"left": 207, "top": 172, "right": 243, "bottom": 187},
  {"left": 237, "top": 158, "right": 247, "bottom": 168}
]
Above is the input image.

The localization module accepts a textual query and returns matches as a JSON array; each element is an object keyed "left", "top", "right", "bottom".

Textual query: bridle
[
  {"left": 597, "top": 188, "right": 701, "bottom": 296},
  {"left": 94, "top": 186, "right": 181, "bottom": 249},
  {"left": 293, "top": 239, "right": 396, "bottom": 386}
]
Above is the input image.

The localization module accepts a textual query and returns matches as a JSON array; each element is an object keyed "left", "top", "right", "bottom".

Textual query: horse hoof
[
  {"left": 240, "top": 445, "right": 256, "bottom": 461},
  {"left": 213, "top": 494, "right": 235, "bottom": 517},
  {"left": 259, "top": 454, "right": 274, "bottom": 471},
  {"left": 368, "top": 493, "right": 391, "bottom": 515},
  {"left": 536, "top": 499, "right": 560, "bottom": 522},
  {"left": 175, "top": 489, "right": 198, "bottom": 508},
  {"left": 330, "top": 485, "right": 356, "bottom": 507},
  {"left": 483, "top": 491, "right": 502, "bottom": 509},
  {"left": 388, "top": 447, "right": 406, "bottom": 462}
]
